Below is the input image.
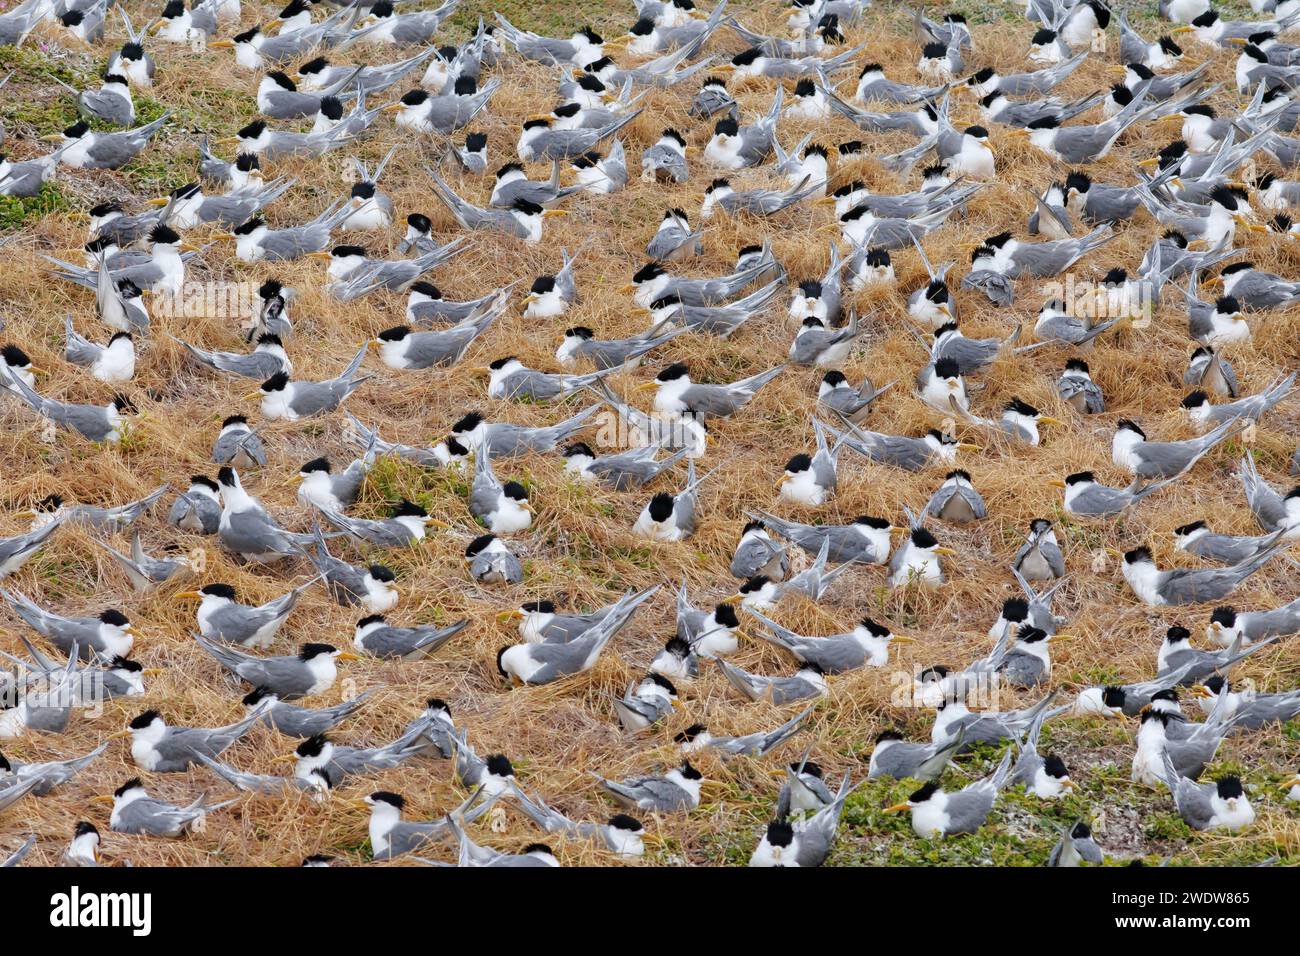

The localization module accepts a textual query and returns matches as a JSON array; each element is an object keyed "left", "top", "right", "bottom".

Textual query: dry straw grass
[{"left": 0, "top": 0, "right": 1297, "bottom": 866}]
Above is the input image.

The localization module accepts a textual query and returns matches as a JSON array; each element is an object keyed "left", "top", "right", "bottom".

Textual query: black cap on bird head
[
  {"left": 296, "top": 735, "right": 329, "bottom": 758},
  {"left": 663, "top": 636, "right": 692, "bottom": 659},
  {"left": 127, "top": 709, "right": 162, "bottom": 730},
  {"left": 783, "top": 452, "right": 813, "bottom": 474},
  {"left": 647, "top": 493, "right": 675, "bottom": 522},
  {"left": 1210, "top": 606, "right": 1237, "bottom": 628},
  {"left": 465, "top": 533, "right": 496, "bottom": 557},
  {"left": 713, "top": 117, "right": 739, "bottom": 137},
  {"left": 910, "top": 527, "right": 939, "bottom": 549},
  {"left": 113, "top": 778, "right": 145, "bottom": 798},
  {"left": 1115, "top": 418, "right": 1146, "bottom": 438},
  {"left": 907, "top": 781, "right": 940, "bottom": 803},
  {"left": 1215, "top": 776, "right": 1244, "bottom": 800},
  {"left": 391, "top": 500, "right": 427, "bottom": 519},
  {"left": 1043, "top": 755, "right": 1070, "bottom": 779},
  {"left": 1004, "top": 397, "right": 1041, "bottom": 418},
  {"left": 99, "top": 609, "right": 130, "bottom": 627},
  {"left": 298, "top": 643, "right": 338, "bottom": 660},
  {"left": 259, "top": 371, "right": 289, "bottom": 393},
  {"left": 933, "top": 357, "right": 961, "bottom": 379}
]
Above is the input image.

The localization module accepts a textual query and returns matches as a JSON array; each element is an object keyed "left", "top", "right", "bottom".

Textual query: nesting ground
[{"left": 0, "top": 0, "right": 1298, "bottom": 866}]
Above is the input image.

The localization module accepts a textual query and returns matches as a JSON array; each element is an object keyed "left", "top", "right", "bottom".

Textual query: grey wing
[
  {"left": 469, "top": 476, "right": 502, "bottom": 519},
  {"left": 769, "top": 676, "right": 818, "bottom": 704},
  {"left": 2, "top": 834, "right": 35, "bottom": 867},
  {"left": 289, "top": 381, "right": 346, "bottom": 416},
  {"left": 718, "top": 659, "right": 766, "bottom": 699},
  {"left": 213, "top": 430, "right": 266, "bottom": 465},
  {"left": 224, "top": 509, "right": 294, "bottom": 554},
  {"left": 679, "top": 384, "right": 745, "bottom": 417},
  {"left": 793, "top": 635, "right": 864, "bottom": 674},
  {"left": 1040, "top": 542, "right": 1066, "bottom": 577},
  {"left": 64, "top": 319, "right": 102, "bottom": 366},
  {"left": 249, "top": 657, "right": 314, "bottom": 695},
  {"left": 330, "top": 461, "right": 368, "bottom": 505},
  {"left": 872, "top": 433, "right": 931, "bottom": 470},
  {"left": 208, "top": 604, "right": 278, "bottom": 643},
  {"left": 673, "top": 493, "right": 697, "bottom": 536},
  {"left": 407, "top": 328, "right": 474, "bottom": 367},
  {"left": 1173, "top": 779, "right": 1217, "bottom": 830},
  {"left": 119, "top": 798, "right": 200, "bottom": 835},
  {"left": 1058, "top": 375, "right": 1104, "bottom": 413},
  {"left": 870, "top": 742, "right": 926, "bottom": 779},
  {"left": 1158, "top": 567, "right": 1242, "bottom": 604},
  {"left": 944, "top": 785, "right": 997, "bottom": 833},
  {"left": 520, "top": 640, "right": 592, "bottom": 682},
  {"left": 196, "top": 754, "right": 297, "bottom": 794},
  {"left": 623, "top": 775, "right": 690, "bottom": 810},
  {"left": 1240, "top": 454, "right": 1286, "bottom": 531},
  {"left": 1070, "top": 484, "right": 1128, "bottom": 516},
  {"left": 1000, "top": 652, "right": 1047, "bottom": 687}
]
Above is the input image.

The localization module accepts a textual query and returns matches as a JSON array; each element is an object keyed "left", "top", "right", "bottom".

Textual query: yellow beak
[
  {"left": 635, "top": 381, "right": 659, "bottom": 392},
  {"left": 147, "top": 197, "right": 171, "bottom": 207},
  {"left": 883, "top": 802, "right": 911, "bottom": 814},
  {"left": 208, "top": 38, "right": 234, "bottom": 48},
  {"left": 242, "top": 389, "right": 264, "bottom": 401},
  {"left": 619, "top": 283, "right": 638, "bottom": 294},
  {"left": 891, "top": 635, "right": 916, "bottom": 644},
  {"left": 932, "top": 547, "right": 957, "bottom": 557},
  {"left": 337, "top": 652, "right": 360, "bottom": 661},
  {"left": 1039, "top": 416, "right": 1064, "bottom": 427},
  {"left": 1048, "top": 479, "right": 1066, "bottom": 489},
  {"left": 176, "top": 590, "right": 202, "bottom": 600},
  {"left": 381, "top": 103, "right": 404, "bottom": 113},
  {"left": 90, "top": 795, "right": 115, "bottom": 805},
  {"left": 775, "top": 475, "right": 790, "bottom": 489},
  {"left": 308, "top": 251, "right": 333, "bottom": 260},
  {"left": 496, "top": 609, "right": 524, "bottom": 622}
]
